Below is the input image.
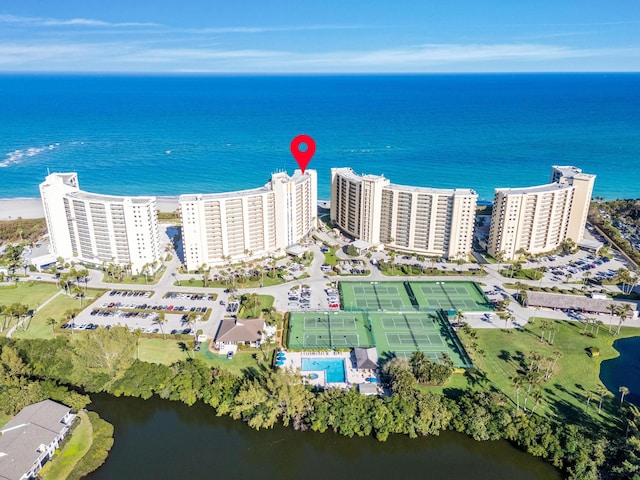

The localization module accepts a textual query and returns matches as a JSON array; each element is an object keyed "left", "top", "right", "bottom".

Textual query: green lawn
[
  {"left": 238, "top": 294, "right": 274, "bottom": 319},
  {"left": 12, "top": 288, "right": 105, "bottom": 340},
  {"left": 470, "top": 318, "right": 640, "bottom": 429},
  {"left": 195, "top": 345, "right": 276, "bottom": 375},
  {"left": 139, "top": 338, "right": 276, "bottom": 374},
  {"left": 0, "top": 281, "right": 59, "bottom": 309},
  {"left": 40, "top": 411, "right": 93, "bottom": 480},
  {"left": 176, "top": 275, "right": 285, "bottom": 289},
  {"left": 324, "top": 248, "right": 340, "bottom": 266},
  {"left": 102, "top": 267, "right": 165, "bottom": 285},
  {"left": 139, "top": 338, "right": 193, "bottom": 364}
]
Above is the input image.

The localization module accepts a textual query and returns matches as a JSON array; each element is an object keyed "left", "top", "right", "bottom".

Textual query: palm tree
[
  {"left": 512, "top": 375, "right": 524, "bottom": 412},
  {"left": 539, "top": 319, "right": 551, "bottom": 343},
  {"left": 597, "top": 385, "right": 610, "bottom": 413},
  {"left": 608, "top": 303, "right": 618, "bottom": 333},
  {"left": 154, "top": 312, "right": 167, "bottom": 339},
  {"left": 616, "top": 304, "right": 633, "bottom": 335},
  {"left": 45, "top": 317, "right": 57, "bottom": 333},
  {"left": 72, "top": 285, "right": 85, "bottom": 306},
  {"left": 620, "top": 386, "right": 630, "bottom": 406}
]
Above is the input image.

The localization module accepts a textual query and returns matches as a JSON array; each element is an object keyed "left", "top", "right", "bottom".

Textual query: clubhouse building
[
  {"left": 180, "top": 170, "right": 317, "bottom": 270},
  {"left": 40, "top": 173, "right": 161, "bottom": 274},
  {"left": 330, "top": 167, "right": 477, "bottom": 259},
  {"left": 487, "top": 166, "right": 596, "bottom": 261}
]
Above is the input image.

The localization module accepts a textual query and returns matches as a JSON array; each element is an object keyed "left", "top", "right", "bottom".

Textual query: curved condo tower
[
  {"left": 180, "top": 170, "right": 317, "bottom": 271},
  {"left": 487, "top": 166, "right": 596, "bottom": 261},
  {"left": 330, "top": 168, "right": 477, "bottom": 259},
  {"left": 39, "top": 173, "right": 161, "bottom": 273}
]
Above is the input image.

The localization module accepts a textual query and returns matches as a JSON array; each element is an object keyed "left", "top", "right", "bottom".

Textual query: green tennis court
[
  {"left": 340, "top": 281, "right": 414, "bottom": 311},
  {"left": 288, "top": 312, "right": 374, "bottom": 350},
  {"left": 369, "top": 311, "right": 472, "bottom": 367},
  {"left": 408, "top": 281, "right": 492, "bottom": 312}
]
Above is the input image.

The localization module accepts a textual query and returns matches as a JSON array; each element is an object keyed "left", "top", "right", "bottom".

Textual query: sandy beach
[{"left": 0, "top": 196, "right": 181, "bottom": 221}]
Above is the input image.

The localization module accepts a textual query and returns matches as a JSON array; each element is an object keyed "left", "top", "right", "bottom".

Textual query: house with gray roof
[
  {"left": 353, "top": 347, "right": 379, "bottom": 370},
  {"left": 214, "top": 317, "right": 265, "bottom": 350},
  {"left": 0, "top": 400, "right": 75, "bottom": 480}
]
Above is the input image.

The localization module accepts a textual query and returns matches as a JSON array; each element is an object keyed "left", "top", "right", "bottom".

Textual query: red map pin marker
[{"left": 290, "top": 134, "right": 316, "bottom": 174}]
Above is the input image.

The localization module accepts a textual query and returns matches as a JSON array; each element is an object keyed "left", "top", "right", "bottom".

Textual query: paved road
[{"left": 21, "top": 225, "right": 640, "bottom": 339}]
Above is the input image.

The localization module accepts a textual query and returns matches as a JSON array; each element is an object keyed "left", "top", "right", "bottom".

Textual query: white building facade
[
  {"left": 180, "top": 170, "right": 317, "bottom": 270},
  {"left": 330, "top": 168, "right": 477, "bottom": 259},
  {"left": 39, "top": 173, "right": 161, "bottom": 273},
  {"left": 487, "top": 166, "right": 596, "bottom": 260}
]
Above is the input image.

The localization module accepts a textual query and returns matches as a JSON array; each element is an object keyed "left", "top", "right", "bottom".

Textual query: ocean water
[{"left": 0, "top": 73, "right": 639, "bottom": 202}]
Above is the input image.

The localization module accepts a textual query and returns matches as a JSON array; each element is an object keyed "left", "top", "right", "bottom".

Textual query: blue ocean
[{"left": 1, "top": 74, "right": 639, "bottom": 202}]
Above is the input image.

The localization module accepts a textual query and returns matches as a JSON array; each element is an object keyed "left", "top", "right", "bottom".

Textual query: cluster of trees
[
  {"left": 0, "top": 218, "right": 47, "bottom": 244},
  {"left": 404, "top": 352, "right": 453, "bottom": 385},
  {"left": 589, "top": 198, "right": 640, "bottom": 266},
  {"left": 1, "top": 244, "right": 24, "bottom": 274},
  {"left": 0, "top": 302, "right": 29, "bottom": 332},
  {"left": 0, "top": 343, "right": 90, "bottom": 415},
  {"left": 3, "top": 328, "right": 640, "bottom": 479}
]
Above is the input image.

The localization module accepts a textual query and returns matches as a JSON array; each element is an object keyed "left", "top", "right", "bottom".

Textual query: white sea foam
[{"left": 0, "top": 144, "right": 57, "bottom": 168}]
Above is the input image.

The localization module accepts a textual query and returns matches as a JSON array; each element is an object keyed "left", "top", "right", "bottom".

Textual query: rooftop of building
[
  {"left": 495, "top": 182, "right": 573, "bottom": 196},
  {"left": 333, "top": 167, "right": 475, "bottom": 195},
  {"left": 0, "top": 400, "right": 72, "bottom": 480},
  {"left": 332, "top": 167, "right": 386, "bottom": 183},
  {"left": 180, "top": 170, "right": 315, "bottom": 203},
  {"left": 68, "top": 190, "right": 156, "bottom": 205},
  {"left": 387, "top": 182, "right": 476, "bottom": 196},
  {"left": 552, "top": 165, "right": 583, "bottom": 177}
]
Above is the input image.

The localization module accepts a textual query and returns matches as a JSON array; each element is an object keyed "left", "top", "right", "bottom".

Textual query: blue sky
[{"left": 1, "top": 0, "right": 639, "bottom": 72}]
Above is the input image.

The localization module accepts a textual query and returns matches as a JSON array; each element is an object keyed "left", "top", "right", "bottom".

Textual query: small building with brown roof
[{"left": 214, "top": 317, "right": 265, "bottom": 350}]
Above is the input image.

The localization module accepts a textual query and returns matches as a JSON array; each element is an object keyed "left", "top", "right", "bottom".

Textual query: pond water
[
  {"left": 600, "top": 336, "right": 640, "bottom": 406},
  {"left": 86, "top": 393, "right": 560, "bottom": 480}
]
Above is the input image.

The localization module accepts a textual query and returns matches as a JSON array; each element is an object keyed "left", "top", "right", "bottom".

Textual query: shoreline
[
  {"left": 0, "top": 196, "right": 181, "bottom": 221},
  {"left": 0, "top": 197, "right": 332, "bottom": 221}
]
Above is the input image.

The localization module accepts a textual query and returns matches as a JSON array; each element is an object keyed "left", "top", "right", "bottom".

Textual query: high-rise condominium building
[
  {"left": 180, "top": 170, "right": 317, "bottom": 271},
  {"left": 487, "top": 166, "right": 596, "bottom": 260},
  {"left": 330, "top": 168, "right": 477, "bottom": 259},
  {"left": 39, "top": 173, "right": 161, "bottom": 273}
]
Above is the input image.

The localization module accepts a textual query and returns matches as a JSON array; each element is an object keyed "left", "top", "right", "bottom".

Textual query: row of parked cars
[
  {"left": 62, "top": 322, "right": 99, "bottom": 330},
  {"left": 91, "top": 309, "right": 156, "bottom": 319},
  {"left": 288, "top": 287, "right": 312, "bottom": 309},
  {"left": 165, "top": 292, "right": 213, "bottom": 301},
  {"left": 109, "top": 290, "right": 152, "bottom": 298},
  {"left": 326, "top": 288, "right": 339, "bottom": 309}
]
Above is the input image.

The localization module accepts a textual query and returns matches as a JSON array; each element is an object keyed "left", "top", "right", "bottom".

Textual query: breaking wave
[{"left": 0, "top": 143, "right": 59, "bottom": 168}]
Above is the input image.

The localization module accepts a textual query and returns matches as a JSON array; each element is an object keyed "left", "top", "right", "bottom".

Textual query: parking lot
[{"left": 69, "top": 289, "right": 219, "bottom": 337}]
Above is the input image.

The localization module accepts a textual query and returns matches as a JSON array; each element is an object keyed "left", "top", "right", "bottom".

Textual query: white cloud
[
  {"left": 0, "top": 14, "right": 160, "bottom": 28},
  {"left": 0, "top": 40, "right": 637, "bottom": 72}
]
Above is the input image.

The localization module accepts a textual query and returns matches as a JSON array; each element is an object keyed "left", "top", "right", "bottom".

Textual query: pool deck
[{"left": 278, "top": 350, "right": 381, "bottom": 391}]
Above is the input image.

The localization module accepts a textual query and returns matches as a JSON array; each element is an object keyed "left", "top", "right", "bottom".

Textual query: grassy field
[
  {"left": 0, "top": 281, "right": 59, "bottom": 309},
  {"left": 138, "top": 338, "right": 277, "bottom": 374},
  {"left": 40, "top": 411, "right": 92, "bottom": 480},
  {"left": 323, "top": 248, "right": 340, "bottom": 266},
  {"left": 12, "top": 288, "right": 105, "bottom": 340},
  {"left": 470, "top": 318, "right": 640, "bottom": 429},
  {"left": 238, "top": 294, "right": 274, "bottom": 318}
]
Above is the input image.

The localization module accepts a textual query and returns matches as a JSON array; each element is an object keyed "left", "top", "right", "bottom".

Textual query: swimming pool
[{"left": 301, "top": 358, "right": 346, "bottom": 383}]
